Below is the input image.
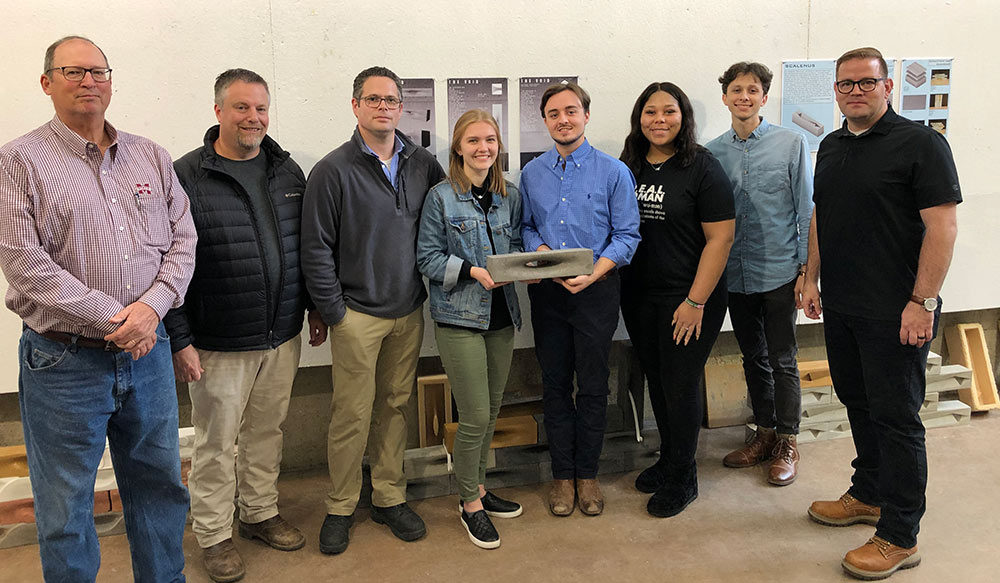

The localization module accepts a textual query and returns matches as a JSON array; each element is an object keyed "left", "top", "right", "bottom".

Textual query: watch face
[{"left": 923, "top": 297, "right": 938, "bottom": 311}]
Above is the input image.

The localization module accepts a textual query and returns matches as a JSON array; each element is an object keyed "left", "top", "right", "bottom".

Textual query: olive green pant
[{"left": 434, "top": 324, "right": 515, "bottom": 503}]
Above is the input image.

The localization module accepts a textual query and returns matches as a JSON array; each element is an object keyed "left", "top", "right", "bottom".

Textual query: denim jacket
[{"left": 416, "top": 178, "right": 522, "bottom": 329}]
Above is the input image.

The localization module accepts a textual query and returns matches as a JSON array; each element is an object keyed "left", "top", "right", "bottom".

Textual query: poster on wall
[
  {"left": 899, "top": 58, "right": 952, "bottom": 136},
  {"left": 781, "top": 60, "right": 836, "bottom": 151},
  {"left": 447, "top": 78, "right": 510, "bottom": 170},
  {"left": 398, "top": 78, "right": 436, "bottom": 155},
  {"left": 519, "top": 76, "right": 578, "bottom": 169}
]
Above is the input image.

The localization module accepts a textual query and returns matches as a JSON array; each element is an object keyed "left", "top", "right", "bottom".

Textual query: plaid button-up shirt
[{"left": 0, "top": 116, "right": 196, "bottom": 338}]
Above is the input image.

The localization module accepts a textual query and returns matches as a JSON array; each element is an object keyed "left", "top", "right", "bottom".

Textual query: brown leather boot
[
  {"left": 202, "top": 539, "right": 245, "bottom": 583},
  {"left": 808, "top": 492, "right": 881, "bottom": 526},
  {"left": 723, "top": 426, "right": 777, "bottom": 468},
  {"left": 842, "top": 536, "right": 920, "bottom": 580},
  {"left": 576, "top": 478, "right": 604, "bottom": 516},
  {"left": 548, "top": 479, "right": 575, "bottom": 517},
  {"left": 767, "top": 434, "right": 799, "bottom": 486},
  {"left": 238, "top": 514, "right": 306, "bottom": 551}
]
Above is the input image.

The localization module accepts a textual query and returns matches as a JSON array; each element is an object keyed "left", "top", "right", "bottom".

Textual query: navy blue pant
[
  {"left": 621, "top": 282, "right": 727, "bottom": 476},
  {"left": 824, "top": 307, "right": 939, "bottom": 549},
  {"left": 728, "top": 279, "right": 802, "bottom": 434},
  {"left": 529, "top": 273, "right": 620, "bottom": 480}
]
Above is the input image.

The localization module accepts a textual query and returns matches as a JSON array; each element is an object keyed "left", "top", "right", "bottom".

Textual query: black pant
[
  {"left": 621, "top": 282, "right": 727, "bottom": 476},
  {"left": 824, "top": 307, "right": 938, "bottom": 549},
  {"left": 529, "top": 273, "right": 621, "bottom": 480},
  {"left": 728, "top": 279, "right": 801, "bottom": 434}
]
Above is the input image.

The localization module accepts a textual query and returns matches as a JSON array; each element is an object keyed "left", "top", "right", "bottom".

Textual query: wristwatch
[{"left": 910, "top": 295, "right": 938, "bottom": 312}]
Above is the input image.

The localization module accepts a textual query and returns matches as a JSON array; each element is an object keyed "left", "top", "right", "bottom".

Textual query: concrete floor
[{"left": 3, "top": 413, "right": 998, "bottom": 583}]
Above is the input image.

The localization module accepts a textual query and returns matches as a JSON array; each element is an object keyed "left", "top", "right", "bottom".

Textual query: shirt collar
[
  {"left": 49, "top": 115, "right": 119, "bottom": 159},
  {"left": 834, "top": 105, "right": 898, "bottom": 139},
  {"left": 548, "top": 138, "right": 593, "bottom": 169},
  {"left": 727, "top": 117, "right": 770, "bottom": 143},
  {"left": 361, "top": 133, "right": 405, "bottom": 161}
]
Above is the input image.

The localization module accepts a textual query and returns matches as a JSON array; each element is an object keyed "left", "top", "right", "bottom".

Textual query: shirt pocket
[
  {"left": 137, "top": 185, "right": 172, "bottom": 249},
  {"left": 757, "top": 162, "right": 790, "bottom": 195},
  {"left": 446, "top": 217, "right": 480, "bottom": 256}
]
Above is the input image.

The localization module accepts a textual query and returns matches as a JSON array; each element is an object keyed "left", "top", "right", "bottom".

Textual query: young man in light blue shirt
[
  {"left": 519, "top": 82, "right": 640, "bottom": 517},
  {"left": 705, "top": 62, "right": 813, "bottom": 486}
]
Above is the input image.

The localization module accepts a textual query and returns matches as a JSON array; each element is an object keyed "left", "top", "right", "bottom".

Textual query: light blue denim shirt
[
  {"left": 519, "top": 139, "right": 640, "bottom": 266},
  {"left": 416, "top": 178, "right": 522, "bottom": 330},
  {"left": 706, "top": 119, "right": 813, "bottom": 294}
]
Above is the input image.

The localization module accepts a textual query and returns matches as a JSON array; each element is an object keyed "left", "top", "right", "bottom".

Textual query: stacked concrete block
[
  {"left": 0, "top": 427, "right": 196, "bottom": 549},
  {"left": 750, "top": 353, "right": 973, "bottom": 444}
]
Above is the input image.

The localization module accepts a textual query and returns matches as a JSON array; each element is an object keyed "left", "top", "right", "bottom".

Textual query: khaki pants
[
  {"left": 326, "top": 306, "right": 423, "bottom": 515},
  {"left": 187, "top": 339, "right": 301, "bottom": 548}
]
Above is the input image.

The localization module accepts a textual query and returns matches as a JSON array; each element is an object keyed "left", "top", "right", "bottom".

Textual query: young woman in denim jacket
[{"left": 416, "top": 110, "right": 523, "bottom": 549}]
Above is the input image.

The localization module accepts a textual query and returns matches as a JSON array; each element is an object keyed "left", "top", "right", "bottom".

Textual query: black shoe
[
  {"left": 461, "top": 509, "right": 500, "bottom": 549},
  {"left": 370, "top": 503, "right": 426, "bottom": 542},
  {"left": 635, "top": 459, "right": 669, "bottom": 493},
  {"left": 318, "top": 514, "right": 352, "bottom": 555},
  {"left": 647, "top": 479, "right": 698, "bottom": 518},
  {"left": 481, "top": 492, "right": 523, "bottom": 518}
]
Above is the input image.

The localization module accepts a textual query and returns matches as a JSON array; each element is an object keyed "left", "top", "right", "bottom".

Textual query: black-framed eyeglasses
[
  {"left": 835, "top": 77, "right": 884, "bottom": 94},
  {"left": 359, "top": 94, "right": 402, "bottom": 109},
  {"left": 46, "top": 66, "right": 112, "bottom": 83}
]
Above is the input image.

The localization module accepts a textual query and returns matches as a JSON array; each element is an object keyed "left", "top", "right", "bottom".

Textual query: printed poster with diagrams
[
  {"left": 447, "top": 78, "right": 510, "bottom": 170},
  {"left": 899, "top": 58, "right": 952, "bottom": 136},
  {"left": 519, "top": 76, "right": 578, "bottom": 169},
  {"left": 398, "top": 78, "right": 436, "bottom": 155},
  {"left": 781, "top": 60, "right": 836, "bottom": 151}
]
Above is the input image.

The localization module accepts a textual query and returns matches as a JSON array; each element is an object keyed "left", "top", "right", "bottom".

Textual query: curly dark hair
[{"left": 620, "top": 82, "right": 703, "bottom": 173}]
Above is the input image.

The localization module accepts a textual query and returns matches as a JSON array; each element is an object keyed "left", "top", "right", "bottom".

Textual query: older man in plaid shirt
[{"left": 0, "top": 36, "right": 196, "bottom": 582}]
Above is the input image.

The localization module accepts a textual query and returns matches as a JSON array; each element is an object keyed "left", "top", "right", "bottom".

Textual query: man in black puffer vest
[{"left": 164, "top": 68, "right": 328, "bottom": 583}]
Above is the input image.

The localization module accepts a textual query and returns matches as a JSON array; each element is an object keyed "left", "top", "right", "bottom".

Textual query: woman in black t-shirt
[{"left": 619, "top": 82, "right": 735, "bottom": 518}]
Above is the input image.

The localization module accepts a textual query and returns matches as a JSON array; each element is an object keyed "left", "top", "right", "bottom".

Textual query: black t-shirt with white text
[{"left": 622, "top": 149, "right": 734, "bottom": 297}]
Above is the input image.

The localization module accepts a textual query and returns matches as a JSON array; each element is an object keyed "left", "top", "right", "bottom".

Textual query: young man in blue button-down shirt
[
  {"left": 519, "top": 82, "right": 640, "bottom": 517},
  {"left": 705, "top": 62, "right": 813, "bottom": 486}
]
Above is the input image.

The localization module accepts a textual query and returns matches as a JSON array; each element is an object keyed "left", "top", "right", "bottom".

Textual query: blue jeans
[
  {"left": 18, "top": 324, "right": 188, "bottom": 583},
  {"left": 823, "top": 308, "right": 938, "bottom": 549}
]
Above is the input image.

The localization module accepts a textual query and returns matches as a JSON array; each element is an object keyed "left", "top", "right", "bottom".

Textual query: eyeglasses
[
  {"left": 46, "top": 66, "right": 112, "bottom": 83},
  {"left": 835, "top": 77, "right": 884, "bottom": 94},
  {"left": 359, "top": 94, "right": 402, "bottom": 109}
]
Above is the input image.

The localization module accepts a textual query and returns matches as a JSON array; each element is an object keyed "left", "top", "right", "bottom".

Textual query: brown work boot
[
  {"left": 808, "top": 492, "right": 881, "bottom": 526},
  {"left": 202, "top": 539, "right": 245, "bottom": 583},
  {"left": 723, "top": 426, "right": 777, "bottom": 468},
  {"left": 842, "top": 536, "right": 920, "bottom": 580},
  {"left": 238, "top": 514, "right": 306, "bottom": 551},
  {"left": 767, "top": 434, "right": 799, "bottom": 486},
  {"left": 548, "top": 479, "right": 575, "bottom": 516},
  {"left": 576, "top": 478, "right": 604, "bottom": 516}
]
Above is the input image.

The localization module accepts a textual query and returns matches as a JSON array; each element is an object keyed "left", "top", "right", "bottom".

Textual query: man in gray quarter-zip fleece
[{"left": 301, "top": 66, "right": 445, "bottom": 556}]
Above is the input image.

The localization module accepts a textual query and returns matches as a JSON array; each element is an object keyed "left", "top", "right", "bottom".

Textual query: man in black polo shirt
[{"left": 799, "top": 47, "right": 960, "bottom": 581}]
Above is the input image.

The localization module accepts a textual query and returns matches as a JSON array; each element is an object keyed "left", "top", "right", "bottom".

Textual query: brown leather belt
[{"left": 40, "top": 331, "right": 123, "bottom": 353}]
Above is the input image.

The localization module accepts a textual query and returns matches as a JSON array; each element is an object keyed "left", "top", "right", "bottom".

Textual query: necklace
[{"left": 648, "top": 159, "right": 668, "bottom": 171}]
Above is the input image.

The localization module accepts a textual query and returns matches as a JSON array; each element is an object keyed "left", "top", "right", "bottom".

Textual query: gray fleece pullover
[{"left": 301, "top": 128, "right": 446, "bottom": 325}]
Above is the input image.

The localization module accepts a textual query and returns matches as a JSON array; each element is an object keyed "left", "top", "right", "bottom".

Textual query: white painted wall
[{"left": 0, "top": 0, "right": 994, "bottom": 387}]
